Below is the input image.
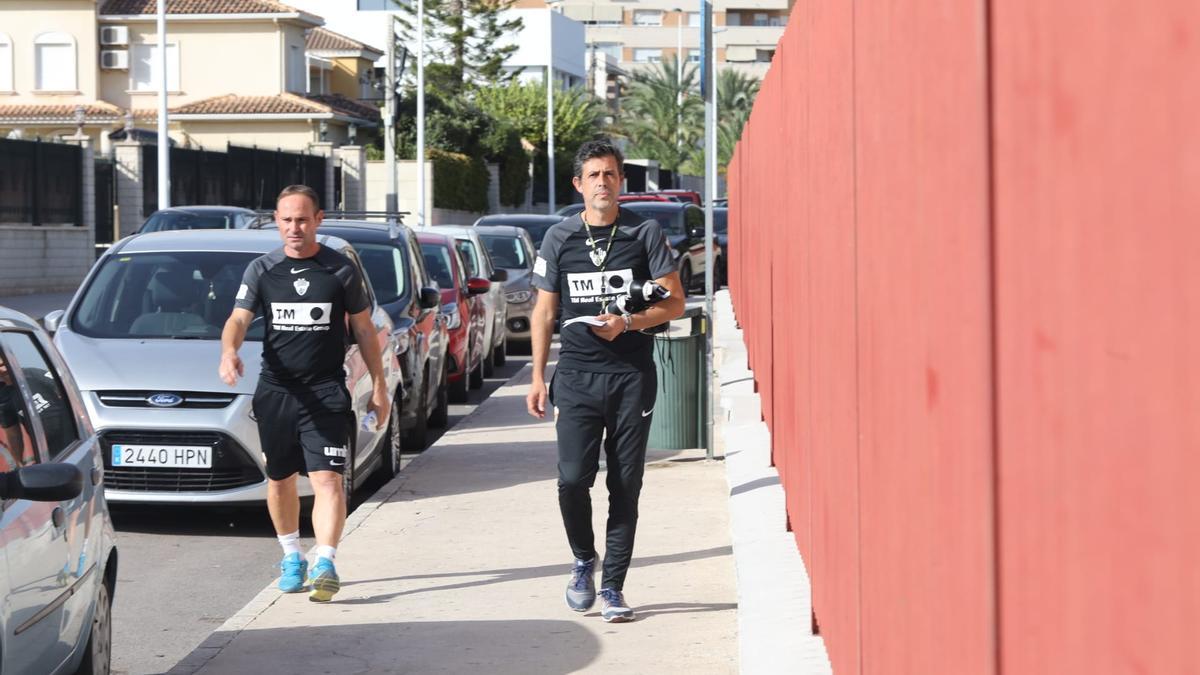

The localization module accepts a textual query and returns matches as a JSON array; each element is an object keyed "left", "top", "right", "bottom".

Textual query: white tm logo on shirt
[
  {"left": 566, "top": 269, "right": 633, "bottom": 304},
  {"left": 271, "top": 302, "right": 332, "bottom": 332}
]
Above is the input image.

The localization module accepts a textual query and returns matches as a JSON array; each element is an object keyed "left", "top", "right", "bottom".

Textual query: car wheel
[
  {"left": 341, "top": 438, "right": 355, "bottom": 504},
  {"left": 73, "top": 576, "right": 112, "bottom": 675},
  {"left": 470, "top": 354, "right": 484, "bottom": 389},
  {"left": 402, "top": 378, "right": 428, "bottom": 451},
  {"left": 430, "top": 365, "right": 449, "bottom": 427},
  {"left": 483, "top": 342, "right": 496, "bottom": 377},
  {"left": 494, "top": 336, "right": 507, "bottom": 366},
  {"left": 680, "top": 261, "right": 693, "bottom": 296},
  {"left": 381, "top": 396, "right": 403, "bottom": 479}
]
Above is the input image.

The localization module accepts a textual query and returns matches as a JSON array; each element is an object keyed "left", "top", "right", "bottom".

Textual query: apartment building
[
  {"left": 514, "top": 0, "right": 788, "bottom": 81},
  {"left": 0, "top": 0, "right": 379, "bottom": 152}
]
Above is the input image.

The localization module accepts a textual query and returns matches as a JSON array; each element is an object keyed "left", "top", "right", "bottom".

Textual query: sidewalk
[
  {"left": 166, "top": 290, "right": 833, "bottom": 675},
  {"left": 170, "top": 353, "right": 739, "bottom": 674}
]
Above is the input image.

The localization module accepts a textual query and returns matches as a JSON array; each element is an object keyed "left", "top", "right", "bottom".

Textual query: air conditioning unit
[
  {"left": 99, "top": 25, "right": 129, "bottom": 46},
  {"left": 100, "top": 49, "right": 129, "bottom": 70}
]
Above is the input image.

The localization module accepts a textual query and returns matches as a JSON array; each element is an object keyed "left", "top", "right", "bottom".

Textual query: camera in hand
[{"left": 604, "top": 279, "right": 672, "bottom": 334}]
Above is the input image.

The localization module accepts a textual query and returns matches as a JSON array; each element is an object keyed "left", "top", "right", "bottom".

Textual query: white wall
[
  {"left": 286, "top": 0, "right": 395, "bottom": 65},
  {"left": 364, "top": 159, "right": 432, "bottom": 223}
]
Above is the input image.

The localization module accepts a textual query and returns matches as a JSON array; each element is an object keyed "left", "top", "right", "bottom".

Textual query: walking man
[
  {"left": 219, "top": 185, "right": 389, "bottom": 602},
  {"left": 526, "top": 139, "right": 685, "bottom": 622}
]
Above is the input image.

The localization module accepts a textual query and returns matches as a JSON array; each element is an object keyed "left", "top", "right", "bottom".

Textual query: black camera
[{"left": 604, "top": 279, "right": 672, "bottom": 324}]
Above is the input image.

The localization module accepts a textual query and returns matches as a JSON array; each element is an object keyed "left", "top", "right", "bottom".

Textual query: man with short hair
[
  {"left": 219, "top": 184, "right": 389, "bottom": 603},
  {"left": 527, "top": 139, "right": 685, "bottom": 622}
]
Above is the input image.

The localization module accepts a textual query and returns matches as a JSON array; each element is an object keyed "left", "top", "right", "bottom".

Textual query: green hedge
[{"left": 429, "top": 148, "right": 489, "bottom": 213}]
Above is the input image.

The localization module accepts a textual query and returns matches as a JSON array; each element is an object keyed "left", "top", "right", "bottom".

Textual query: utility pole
[
  {"left": 546, "top": 2, "right": 557, "bottom": 214},
  {"left": 675, "top": 6, "right": 683, "bottom": 188},
  {"left": 702, "top": 0, "right": 715, "bottom": 460},
  {"left": 156, "top": 0, "right": 170, "bottom": 209},
  {"left": 416, "top": 0, "right": 426, "bottom": 226},
  {"left": 384, "top": 16, "right": 397, "bottom": 213}
]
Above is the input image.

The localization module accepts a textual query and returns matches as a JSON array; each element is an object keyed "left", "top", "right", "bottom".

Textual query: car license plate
[{"left": 111, "top": 444, "right": 212, "bottom": 469}]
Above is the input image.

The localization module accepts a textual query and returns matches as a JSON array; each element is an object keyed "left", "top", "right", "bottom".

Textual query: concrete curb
[{"left": 713, "top": 290, "right": 834, "bottom": 675}]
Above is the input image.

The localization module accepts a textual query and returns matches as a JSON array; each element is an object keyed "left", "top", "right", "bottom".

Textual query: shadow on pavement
[
  {"left": 336, "top": 545, "right": 733, "bottom": 604},
  {"left": 179, "top": 620, "right": 600, "bottom": 675}
]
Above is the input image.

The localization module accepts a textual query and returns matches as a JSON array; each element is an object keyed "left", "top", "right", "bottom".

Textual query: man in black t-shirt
[
  {"left": 527, "top": 139, "right": 685, "bottom": 622},
  {"left": 219, "top": 185, "right": 390, "bottom": 603}
]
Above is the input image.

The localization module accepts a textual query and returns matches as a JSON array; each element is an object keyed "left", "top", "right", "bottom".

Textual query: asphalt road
[{"left": 109, "top": 355, "right": 531, "bottom": 675}]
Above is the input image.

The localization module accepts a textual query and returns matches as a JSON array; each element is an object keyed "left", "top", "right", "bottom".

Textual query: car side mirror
[
  {"left": 489, "top": 268, "right": 508, "bottom": 283},
  {"left": 466, "top": 277, "right": 491, "bottom": 295},
  {"left": 418, "top": 286, "right": 440, "bottom": 309},
  {"left": 0, "top": 463, "right": 84, "bottom": 502},
  {"left": 43, "top": 309, "right": 65, "bottom": 334}
]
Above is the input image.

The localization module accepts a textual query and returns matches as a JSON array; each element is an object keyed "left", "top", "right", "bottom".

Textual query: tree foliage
[
  {"left": 618, "top": 57, "right": 705, "bottom": 175},
  {"left": 394, "top": 0, "right": 523, "bottom": 95}
]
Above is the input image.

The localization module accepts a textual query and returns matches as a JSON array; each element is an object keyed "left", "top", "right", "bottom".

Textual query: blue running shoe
[
  {"left": 599, "top": 588, "right": 634, "bottom": 623},
  {"left": 279, "top": 553, "right": 306, "bottom": 593},
  {"left": 565, "top": 558, "right": 596, "bottom": 612},
  {"left": 308, "top": 557, "right": 340, "bottom": 602}
]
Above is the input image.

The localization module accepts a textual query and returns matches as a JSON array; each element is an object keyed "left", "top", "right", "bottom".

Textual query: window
[
  {"left": 756, "top": 48, "right": 775, "bottom": 63},
  {"left": 0, "top": 345, "right": 36, "bottom": 473},
  {"left": 633, "top": 48, "right": 662, "bottom": 63},
  {"left": 633, "top": 10, "right": 662, "bottom": 26},
  {"left": 753, "top": 12, "right": 769, "bottom": 26},
  {"left": 420, "top": 244, "right": 456, "bottom": 290},
  {"left": 131, "top": 43, "right": 179, "bottom": 91},
  {"left": 481, "top": 235, "right": 528, "bottom": 270},
  {"left": 687, "top": 49, "right": 701, "bottom": 63},
  {"left": 454, "top": 240, "right": 481, "bottom": 278},
  {"left": 595, "top": 42, "right": 621, "bottom": 60},
  {"left": 34, "top": 32, "right": 77, "bottom": 91},
  {"left": 0, "top": 34, "right": 12, "bottom": 91},
  {"left": 726, "top": 12, "right": 741, "bottom": 26},
  {"left": 353, "top": 243, "right": 408, "bottom": 305},
  {"left": 0, "top": 332, "right": 79, "bottom": 460},
  {"left": 688, "top": 12, "right": 701, "bottom": 27}
]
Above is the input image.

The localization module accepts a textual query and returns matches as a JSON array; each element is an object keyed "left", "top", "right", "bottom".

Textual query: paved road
[{"left": 110, "top": 355, "right": 531, "bottom": 675}]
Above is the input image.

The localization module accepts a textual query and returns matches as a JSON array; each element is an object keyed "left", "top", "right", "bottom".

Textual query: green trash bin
[{"left": 647, "top": 306, "right": 708, "bottom": 451}]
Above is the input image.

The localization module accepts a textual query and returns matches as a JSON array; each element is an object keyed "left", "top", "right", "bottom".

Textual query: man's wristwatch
[{"left": 621, "top": 312, "right": 633, "bottom": 333}]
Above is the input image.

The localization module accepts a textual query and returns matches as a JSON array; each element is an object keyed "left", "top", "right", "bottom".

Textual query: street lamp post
[
  {"left": 545, "top": 2, "right": 557, "bottom": 214},
  {"left": 417, "top": 0, "right": 426, "bottom": 226},
  {"left": 156, "top": 0, "right": 170, "bottom": 210},
  {"left": 675, "top": 7, "right": 683, "bottom": 187}
]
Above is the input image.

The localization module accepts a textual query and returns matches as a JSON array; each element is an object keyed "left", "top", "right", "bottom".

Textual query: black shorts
[{"left": 252, "top": 382, "right": 352, "bottom": 480}]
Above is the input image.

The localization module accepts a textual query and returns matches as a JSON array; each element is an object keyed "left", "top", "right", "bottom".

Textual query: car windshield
[
  {"left": 352, "top": 242, "right": 408, "bottom": 304},
  {"left": 140, "top": 211, "right": 242, "bottom": 233},
  {"left": 421, "top": 243, "right": 455, "bottom": 290},
  {"left": 481, "top": 234, "right": 527, "bottom": 269},
  {"left": 71, "top": 251, "right": 265, "bottom": 340},
  {"left": 454, "top": 239, "right": 482, "bottom": 278}
]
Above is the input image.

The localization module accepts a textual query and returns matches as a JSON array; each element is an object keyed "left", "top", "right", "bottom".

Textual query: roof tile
[{"left": 101, "top": 0, "right": 304, "bottom": 15}]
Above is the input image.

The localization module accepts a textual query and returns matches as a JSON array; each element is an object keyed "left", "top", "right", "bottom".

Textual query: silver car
[
  {"left": 44, "top": 230, "right": 403, "bottom": 506},
  {"left": 0, "top": 306, "right": 117, "bottom": 675},
  {"left": 473, "top": 224, "right": 537, "bottom": 347},
  {"left": 431, "top": 226, "right": 510, "bottom": 376}
]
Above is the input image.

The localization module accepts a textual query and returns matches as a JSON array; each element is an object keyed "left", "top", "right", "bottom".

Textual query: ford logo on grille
[{"left": 146, "top": 393, "right": 184, "bottom": 408}]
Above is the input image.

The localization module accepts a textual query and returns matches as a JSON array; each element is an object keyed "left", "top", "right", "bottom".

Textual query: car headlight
[
  {"left": 440, "top": 303, "right": 461, "bottom": 330},
  {"left": 505, "top": 290, "right": 532, "bottom": 304}
]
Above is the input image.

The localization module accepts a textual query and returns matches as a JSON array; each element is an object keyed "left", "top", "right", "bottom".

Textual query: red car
[{"left": 418, "top": 232, "right": 490, "bottom": 402}]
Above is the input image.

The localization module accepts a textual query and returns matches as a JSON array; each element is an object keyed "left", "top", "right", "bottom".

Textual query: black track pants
[{"left": 552, "top": 367, "right": 657, "bottom": 591}]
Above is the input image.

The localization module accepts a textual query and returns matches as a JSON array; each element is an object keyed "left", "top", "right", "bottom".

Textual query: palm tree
[
  {"left": 618, "top": 57, "right": 705, "bottom": 176},
  {"left": 715, "top": 69, "right": 760, "bottom": 173}
]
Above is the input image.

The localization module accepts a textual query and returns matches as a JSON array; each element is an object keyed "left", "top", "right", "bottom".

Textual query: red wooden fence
[{"left": 727, "top": 1, "right": 1200, "bottom": 672}]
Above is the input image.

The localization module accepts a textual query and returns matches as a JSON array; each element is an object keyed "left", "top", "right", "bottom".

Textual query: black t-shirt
[
  {"left": 531, "top": 209, "right": 676, "bottom": 373},
  {"left": 235, "top": 245, "right": 370, "bottom": 390}
]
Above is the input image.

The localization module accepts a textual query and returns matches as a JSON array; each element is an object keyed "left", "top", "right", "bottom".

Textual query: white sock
[
  {"left": 277, "top": 531, "right": 302, "bottom": 556},
  {"left": 315, "top": 545, "right": 337, "bottom": 561}
]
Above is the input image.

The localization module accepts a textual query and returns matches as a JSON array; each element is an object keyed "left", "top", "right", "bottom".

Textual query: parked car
[
  {"left": 431, "top": 226, "right": 508, "bottom": 377},
  {"left": 474, "top": 214, "right": 565, "bottom": 248},
  {"left": 317, "top": 221, "right": 449, "bottom": 450},
  {"left": 474, "top": 224, "right": 537, "bottom": 351},
  {"left": 711, "top": 197, "right": 728, "bottom": 208},
  {"left": 620, "top": 201, "right": 721, "bottom": 294},
  {"left": 0, "top": 305, "right": 117, "bottom": 675},
  {"left": 43, "top": 229, "right": 404, "bottom": 506},
  {"left": 618, "top": 193, "right": 672, "bottom": 204},
  {"left": 714, "top": 207, "right": 728, "bottom": 287},
  {"left": 658, "top": 189, "right": 703, "bottom": 205},
  {"left": 137, "top": 206, "right": 259, "bottom": 233},
  {"left": 554, "top": 203, "right": 585, "bottom": 220},
  {"left": 417, "top": 232, "right": 489, "bottom": 402}
]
